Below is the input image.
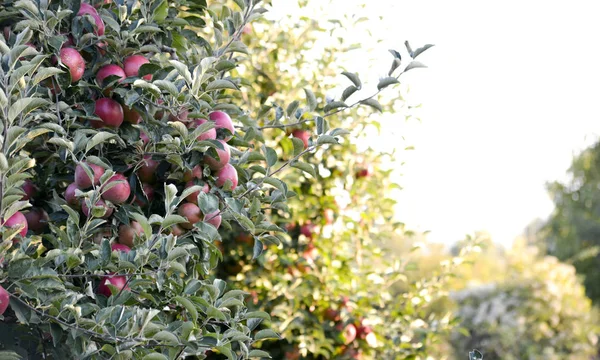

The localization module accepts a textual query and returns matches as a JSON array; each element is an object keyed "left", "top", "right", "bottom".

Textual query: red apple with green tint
[
  {"left": 0, "top": 286, "right": 9, "bottom": 315},
  {"left": 91, "top": 98, "right": 123, "bottom": 128},
  {"left": 118, "top": 221, "right": 144, "bottom": 248},
  {"left": 209, "top": 111, "right": 234, "bottom": 141},
  {"left": 178, "top": 203, "right": 201, "bottom": 229},
  {"left": 169, "top": 109, "right": 189, "bottom": 123},
  {"left": 343, "top": 324, "right": 357, "bottom": 344},
  {"left": 203, "top": 140, "right": 230, "bottom": 170},
  {"left": 2, "top": 211, "right": 28, "bottom": 237},
  {"left": 97, "top": 273, "right": 128, "bottom": 297},
  {"left": 187, "top": 118, "right": 217, "bottom": 141},
  {"left": 64, "top": 182, "right": 79, "bottom": 206},
  {"left": 184, "top": 181, "right": 209, "bottom": 204},
  {"left": 170, "top": 224, "right": 186, "bottom": 236},
  {"left": 140, "top": 130, "right": 150, "bottom": 145},
  {"left": 123, "top": 105, "right": 142, "bottom": 124},
  {"left": 216, "top": 163, "right": 238, "bottom": 190},
  {"left": 21, "top": 179, "right": 38, "bottom": 200},
  {"left": 96, "top": 64, "right": 125, "bottom": 87},
  {"left": 204, "top": 209, "right": 222, "bottom": 229},
  {"left": 134, "top": 183, "right": 154, "bottom": 206},
  {"left": 77, "top": 3, "right": 105, "bottom": 36},
  {"left": 75, "top": 162, "right": 105, "bottom": 189},
  {"left": 60, "top": 47, "right": 85, "bottom": 83},
  {"left": 111, "top": 243, "right": 130, "bottom": 253},
  {"left": 123, "top": 55, "right": 151, "bottom": 80},
  {"left": 24, "top": 208, "right": 49, "bottom": 234},
  {"left": 101, "top": 174, "right": 131, "bottom": 204},
  {"left": 183, "top": 165, "right": 203, "bottom": 182},
  {"left": 137, "top": 156, "right": 159, "bottom": 183},
  {"left": 82, "top": 198, "right": 113, "bottom": 219},
  {"left": 292, "top": 129, "right": 310, "bottom": 149}
]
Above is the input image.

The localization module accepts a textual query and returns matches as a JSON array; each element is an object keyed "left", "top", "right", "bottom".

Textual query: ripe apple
[
  {"left": 178, "top": 203, "right": 201, "bottom": 229},
  {"left": 183, "top": 165, "right": 203, "bottom": 182},
  {"left": 170, "top": 224, "right": 186, "bottom": 237},
  {"left": 97, "top": 273, "right": 128, "bottom": 297},
  {"left": 0, "top": 286, "right": 9, "bottom": 315},
  {"left": 184, "top": 181, "right": 209, "bottom": 204},
  {"left": 203, "top": 140, "right": 230, "bottom": 170},
  {"left": 60, "top": 47, "right": 85, "bottom": 83},
  {"left": 292, "top": 129, "right": 310, "bottom": 149},
  {"left": 118, "top": 221, "right": 144, "bottom": 248},
  {"left": 283, "top": 349, "right": 300, "bottom": 360},
  {"left": 154, "top": 99, "right": 165, "bottom": 120},
  {"left": 137, "top": 156, "right": 159, "bottom": 183},
  {"left": 324, "top": 308, "right": 341, "bottom": 322},
  {"left": 123, "top": 105, "right": 142, "bottom": 124},
  {"left": 300, "top": 223, "right": 314, "bottom": 239},
  {"left": 187, "top": 118, "right": 217, "bottom": 141},
  {"left": 133, "top": 182, "right": 155, "bottom": 206},
  {"left": 242, "top": 24, "right": 252, "bottom": 35},
  {"left": 209, "top": 111, "right": 235, "bottom": 141},
  {"left": 123, "top": 55, "right": 151, "bottom": 80},
  {"left": 75, "top": 162, "right": 105, "bottom": 189},
  {"left": 77, "top": 3, "right": 105, "bottom": 36},
  {"left": 21, "top": 179, "right": 38, "bottom": 200},
  {"left": 101, "top": 173, "right": 131, "bottom": 204},
  {"left": 168, "top": 109, "right": 189, "bottom": 123},
  {"left": 215, "top": 164, "right": 238, "bottom": 190},
  {"left": 111, "top": 243, "right": 130, "bottom": 253},
  {"left": 96, "top": 64, "right": 125, "bottom": 88},
  {"left": 2, "top": 211, "right": 28, "bottom": 237},
  {"left": 82, "top": 198, "right": 113, "bottom": 219},
  {"left": 91, "top": 98, "right": 123, "bottom": 128},
  {"left": 64, "top": 182, "right": 80, "bottom": 206},
  {"left": 24, "top": 208, "right": 49, "bottom": 234},
  {"left": 356, "top": 165, "right": 373, "bottom": 178},
  {"left": 303, "top": 243, "right": 318, "bottom": 261},
  {"left": 140, "top": 130, "right": 150, "bottom": 145},
  {"left": 343, "top": 324, "right": 357, "bottom": 344},
  {"left": 203, "top": 209, "right": 221, "bottom": 229}
]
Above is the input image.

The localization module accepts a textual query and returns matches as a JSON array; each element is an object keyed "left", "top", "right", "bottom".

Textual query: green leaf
[
  {"left": 141, "top": 354, "right": 168, "bottom": 360},
  {"left": 304, "top": 88, "right": 317, "bottom": 112},
  {"left": 252, "top": 238, "right": 264, "bottom": 259},
  {"left": 377, "top": 77, "right": 400, "bottom": 90},
  {"left": 86, "top": 132, "right": 117, "bottom": 152},
  {"left": 413, "top": 44, "right": 435, "bottom": 58},
  {"left": 360, "top": 98, "right": 383, "bottom": 112},
  {"left": 152, "top": 331, "right": 180, "bottom": 345},
  {"left": 248, "top": 350, "right": 271, "bottom": 358},
  {"left": 291, "top": 137, "right": 305, "bottom": 156},
  {"left": 323, "top": 101, "right": 347, "bottom": 113},
  {"left": 153, "top": 80, "right": 179, "bottom": 97},
  {"left": 263, "top": 177, "right": 286, "bottom": 195},
  {"left": 174, "top": 296, "right": 198, "bottom": 323},
  {"left": 291, "top": 162, "right": 316, "bottom": 178},
  {"left": 162, "top": 215, "right": 188, "bottom": 229},
  {"left": 0, "top": 350, "right": 23, "bottom": 360},
  {"left": 286, "top": 100, "right": 300, "bottom": 117},
  {"left": 245, "top": 311, "right": 270, "bottom": 320},
  {"left": 129, "top": 213, "right": 152, "bottom": 239},
  {"left": 254, "top": 329, "right": 280, "bottom": 341},
  {"left": 205, "top": 79, "right": 239, "bottom": 91},
  {"left": 404, "top": 61, "right": 427, "bottom": 72},
  {"left": 341, "top": 71, "right": 361, "bottom": 89},
  {"left": 207, "top": 306, "right": 227, "bottom": 321},
  {"left": 341, "top": 85, "right": 358, "bottom": 101},
  {"left": 8, "top": 98, "right": 50, "bottom": 123},
  {"left": 265, "top": 147, "right": 277, "bottom": 167},
  {"left": 316, "top": 135, "right": 338, "bottom": 145}
]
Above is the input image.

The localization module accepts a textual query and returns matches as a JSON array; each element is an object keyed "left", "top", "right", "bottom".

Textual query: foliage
[
  {"left": 538, "top": 140, "right": 600, "bottom": 303},
  {"left": 449, "top": 243, "right": 598, "bottom": 360},
  {"left": 0, "top": 0, "right": 401, "bottom": 358}
]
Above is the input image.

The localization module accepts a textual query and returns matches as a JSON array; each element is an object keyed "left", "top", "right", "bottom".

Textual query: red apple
[
  {"left": 101, "top": 174, "right": 131, "bottom": 204},
  {"left": 300, "top": 223, "right": 314, "bottom": 239},
  {"left": 242, "top": 24, "right": 252, "bottom": 35},
  {"left": 357, "top": 324, "right": 373, "bottom": 339},
  {"left": 215, "top": 164, "right": 238, "bottom": 190},
  {"left": 324, "top": 308, "right": 340, "bottom": 322},
  {"left": 21, "top": 179, "right": 38, "bottom": 201},
  {"left": 97, "top": 273, "right": 128, "bottom": 297},
  {"left": 2, "top": 211, "right": 28, "bottom": 237},
  {"left": 170, "top": 224, "right": 186, "bottom": 236},
  {"left": 343, "top": 324, "right": 357, "bottom": 344},
  {"left": 118, "top": 221, "right": 144, "bottom": 248},
  {"left": 96, "top": 64, "right": 125, "bottom": 88},
  {"left": 303, "top": 243, "right": 318, "bottom": 261},
  {"left": 0, "top": 286, "right": 9, "bottom": 315},
  {"left": 183, "top": 165, "right": 203, "bottom": 182},
  {"left": 91, "top": 98, "right": 123, "bottom": 128},
  {"left": 111, "top": 243, "right": 130, "bottom": 253},
  {"left": 24, "top": 208, "right": 49, "bottom": 234},
  {"left": 187, "top": 118, "right": 217, "bottom": 141},
  {"left": 64, "top": 182, "right": 80, "bottom": 206},
  {"left": 203, "top": 140, "right": 230, "bottom": 170},
  {"left": 292, "top": 129, "right": 310, "bottom": 149},
  {"left": 235, "top": 233, "right": 253, "bottom": 245},
  {"left": 356, "top": 165, "right": 373, "bottom": 178},
  {"left": 209, "top": 111, "right": 235, "bottom": 141},
  {"left": 203, "top": 209, "right": 221, "bottom": 229},
  {"left": 133, "top": 183, "right": 155, "bottom": 206},
  {"left": 123, "top": 55, "right": 151, "bottom": 80},
  {"left": 75, "top": 162, "right": 105, "bottom": 189},
  {"left": 60, "top": 47, "right": 85, "bottom": 83},
  {"left": 184, "top": 181, "right": 209, "bottom": 204},
  {"left": 137, "top": 156, "right": 159, "bottom": 183},
  {"left": 82, "top": 198, "right": 113, "bottom": 219},
  {"left": 123, "top": 105, "right": 142, "bottom": 124},
  {"left": 177, "top": 203, "right": 201, "bottom": 229},
  {"left": 77, "top": 3, "right": 105, "bottom": 36},
  {"left": 140, "top": 130, "right": 150, "bottom": 145},
  {"left": 168, "top": 109, "right": 189, "bottom": 123}
]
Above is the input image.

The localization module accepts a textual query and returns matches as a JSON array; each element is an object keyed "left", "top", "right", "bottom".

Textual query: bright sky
[{"left": 269, "top": 1, "right": 600, "bottom": 245}]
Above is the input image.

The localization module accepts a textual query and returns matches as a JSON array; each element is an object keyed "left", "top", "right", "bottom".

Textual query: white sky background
[{"left": 268, "top": 1, "right": 600, "bottom": 246}]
